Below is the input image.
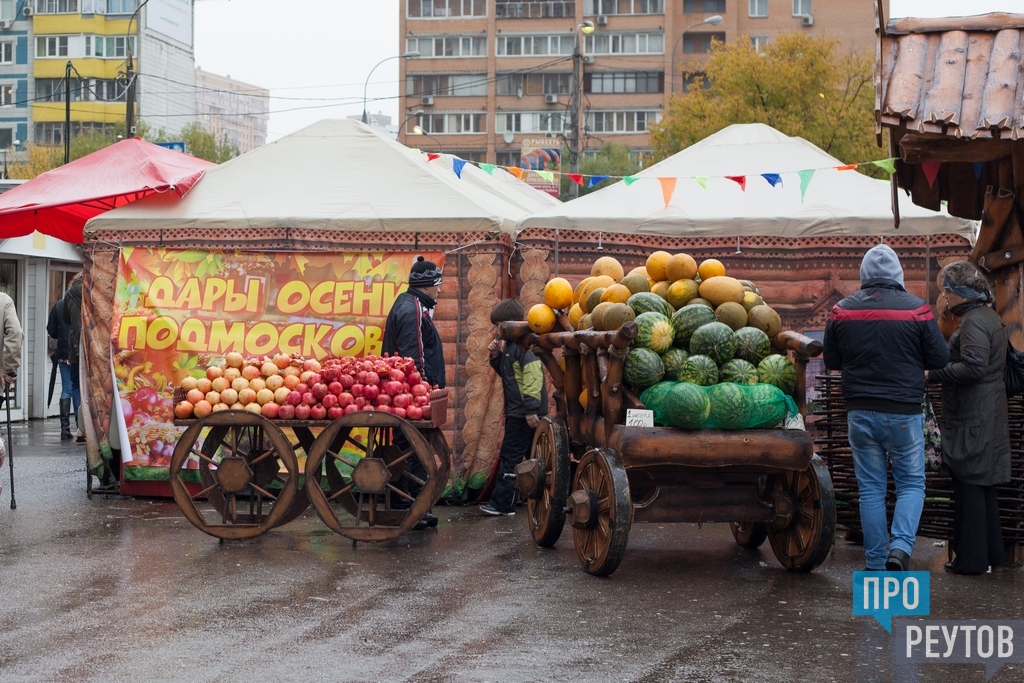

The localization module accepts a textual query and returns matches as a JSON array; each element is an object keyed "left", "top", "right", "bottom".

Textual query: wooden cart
[
  {"left": 500, "top": 321, "right": 835, "bottom": 576},
  {"left": 168, "top": 390, "right": 450, "bottom": 542}
]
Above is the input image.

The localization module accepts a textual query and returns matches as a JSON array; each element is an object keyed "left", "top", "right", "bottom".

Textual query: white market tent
[
  {"left": 518, "top": 123, "right": 977, "bottom": 241},
  {"left": 85, "top": 119, "right": 536, "bottom": 235},
  {"left": 422, "top": 152, "right": 561, "bottom": 214}
]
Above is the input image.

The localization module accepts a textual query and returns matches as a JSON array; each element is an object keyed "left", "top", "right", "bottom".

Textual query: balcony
[{"left": 496, "top": 1, "right": 575, "bottom": 19}]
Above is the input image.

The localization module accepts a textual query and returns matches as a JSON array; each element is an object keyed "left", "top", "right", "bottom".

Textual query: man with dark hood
[
  {"left": 382, "top": 256, "right": 445, "bottom": 389},
  {"left": 824, "top": 244, "right": 949, "bottom": 572}
]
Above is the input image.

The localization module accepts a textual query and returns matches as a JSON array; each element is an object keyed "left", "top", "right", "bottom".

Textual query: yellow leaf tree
[{"left": 650, "top": 33, "right": 880, "bottom": 170}]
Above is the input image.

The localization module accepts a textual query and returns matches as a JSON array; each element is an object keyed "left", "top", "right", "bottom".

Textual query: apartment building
[
  {"left": 0, "top": 0, "right": 30, "bottom": 159},
  {"left": 28, "top": 0, "right": 195, "bottom": 146},
  {"left": 195, "top": 68, "right": 269, "bottom": 155},
  {"left": 398, "top": 0, "right": 880, "bottom": 167}
]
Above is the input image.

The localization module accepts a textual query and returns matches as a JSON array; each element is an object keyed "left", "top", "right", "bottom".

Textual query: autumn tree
[
  {"left": 649, "top": 33, "right": 879, "bottom": 170},
  {"left": 560, "top": 142, "right": 643, "bottom": 198}
]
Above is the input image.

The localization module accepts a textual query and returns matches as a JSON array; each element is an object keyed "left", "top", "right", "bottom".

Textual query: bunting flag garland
[
  {"left": 871, "top": 158, "right": 897, "bottom": 175},
  {"left": 505, "top": 166, "right": 524, "bottom": 180},
  {"left": 479, "top": 163, "right": 496, "bottom": 175},
  {"left": 452, "top": 158, "right": 466, "bottom": 179},
  {"left": 761, "top": 173, "right": 783, "bottom": 187},
  {"left": 972, "top": 161, "right": 984, "bottom": 180},
  {"left": 567, "top": 173, "right": 584, "bottom": 186},
  {"left": 623, "top": 176, "right": 639, "bottom": 186},
  {"left": 536, "top": 170, "right": 555, "bottom": 183},
  {"left": 835, "top": 164, "right": 858, "bottom": 171},
  {"left": 798, "top": 169, "right": 816, "bottom": 202},
  {"left": 921, "top": 161, "right": 941, "bottom": 188},
  {"left": 725, "top": 175, "right": 746, "bottom": 191},
  {"left": 658, "top": 177, "right": 677, "bottom": 208},
  {"left": 693, "top": 176, "right": 709, "bottom": 189},
  {"left": 587, "top": 175, "right": 609, "bottom": 188},
  {"left": 426, "top": 153, "right": 440, "bottom": 162}
]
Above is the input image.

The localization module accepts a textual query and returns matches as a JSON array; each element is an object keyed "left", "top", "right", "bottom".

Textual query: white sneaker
[{"left": 479, "top": 503, "right": 514, "bottom": 516}]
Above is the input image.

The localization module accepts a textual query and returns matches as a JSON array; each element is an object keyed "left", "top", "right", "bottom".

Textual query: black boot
[{"left": 59, "top": 398, "right": 73, "bottom": 441}]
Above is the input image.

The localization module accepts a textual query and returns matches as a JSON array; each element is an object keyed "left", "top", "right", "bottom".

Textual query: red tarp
[{"left": 0, "top": 138, "right": 216, "bottom": 244}]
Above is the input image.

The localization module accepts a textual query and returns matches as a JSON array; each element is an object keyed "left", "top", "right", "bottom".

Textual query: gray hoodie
[{"left": 859, "top": 244, "right": 905, "bottom": 287}]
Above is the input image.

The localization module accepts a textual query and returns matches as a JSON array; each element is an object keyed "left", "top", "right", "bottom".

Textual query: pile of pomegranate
[{"left": 173, "top": 353, "right": 437, "bottom": 422}]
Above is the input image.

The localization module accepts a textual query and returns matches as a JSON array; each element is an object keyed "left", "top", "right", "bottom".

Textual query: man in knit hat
[
  {"left": 824, "top": 244, "right": 949, "bottom": 571},
  {"left": 383, "top": 256, "right": 445, "bottom": 389}
]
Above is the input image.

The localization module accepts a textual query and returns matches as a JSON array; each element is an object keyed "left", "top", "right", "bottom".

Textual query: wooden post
[{"left": 563, "top": 348, "right": 583, "bottom": 441}]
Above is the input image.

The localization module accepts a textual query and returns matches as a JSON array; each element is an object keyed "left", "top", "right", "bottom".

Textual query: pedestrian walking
[
  {"left": 823, "top": 244, "right": 949, "bottom": 571},
  {"left": 62, "top": 273, "right": 85, "bottom": 442},
  {"left": 47, "top": 297, "right": 78, "bottom": 441},
  {"left": 0, "top": 290, "right": 21, "bottom": 393}
]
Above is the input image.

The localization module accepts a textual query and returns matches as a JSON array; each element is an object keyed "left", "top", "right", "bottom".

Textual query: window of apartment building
[
  {"left": 792, "top": 0, "right": 810, "bottom": 16},
  {"left": 586, "top": 110, "right": 660, "bottom": 133},
  {"left": 406, "top": 36, "right": 487, "bottom": 57},
  {"left": 102, "top": 0, "right": 136, "bottom": 12},
  {"left": 36, "top": 77, "right": 126, "bottom": 102},
  {"left": 585, "top": 71, "right": 663, "bottom": 94},
  {"left": 748, "top": 0, "right": 767, "bottom": 17},
  {"left": 585, "top": 32, "right": 664, "bottom": 55},
  {"left": 0, "top": 41, "right": 13, "bottom": 65},
  {"left": 585, "top": 0, "right": 663, "bottom": 15},
  {"left": 407, "top": 74, "right": 488, "bottom": 97},
  {"left": 495, "top": 150, "right": 521, "bottom": 167},
  {"left": 450, "top": 150, "right": 486, "bottom": 162},
  {"left": 0, "top": 0, "right": 13, "bottom": 21},
  {"left": 496, "top": 73, "right": 571, "bottom": 96},
  {"left": 0, "top": 85, "right": 13, "bottom": 106},
  {"left": 407, "top": 0, "right": 487, "bottom": 18},
  {"left": 36, "top": 36, "right": 69, "bottom": 58},
  {"left": 86, "top": 35, "right": 135, "bottom": 58},
  {"left": 35, "top": 0, "right": 78, "bottom": 12},
  {"left": 750, "top": 35, "right": 769, "bottom": 51},
  {"left": 415, "top": 112, "right": 486, "bottom": 134},
  {"left": 497, "top": 1, "right": 576, "bottom": 19},
  {"left": 0, "top": 129, "right": 12, "bottom": 148},
  {"left": 684, "top": 0, "right": 725, "bottom": 12},
  {"left": 495, "top": 111, "right": 567, "bottom": 134},
  {"left": 496, "top": 34, "right": 574, "bottom": 56},
  {"left": 683, "top": 32, "right": 724, "bottom": 53}
]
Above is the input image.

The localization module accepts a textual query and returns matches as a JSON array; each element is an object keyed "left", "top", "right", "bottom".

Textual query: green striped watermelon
[
  {"left": 671, "top": 304, "right": 717, "bottom": 348},
  {"left": 627, "top": 292, "right": 674, "bottom": 318},
  {"left": 640, "top": 381, "right": 678, "bottom": 426},
  {"left": 663, "top": 382, "right": 711, "bottom": 429},
  {"left": 677, "top": 354, "right": 718, "bottom": 386},
  {"left": 758, "top": 354, "right": 797, "bottom": 394},
  {"left": 660, "top": 348, "right": 690, "bottom": 381},
  {"left": 748, "top": 383, "right": 788, "bottom": 429},
  {"left": 705, "top": 382, "right": 750, "bottom": 430},
  {"left": 689, "top": 322, "right": 738, "bottom": 365},
  {"left": 625, "top": 347, "right": 664, "bottom": 388},
  {"left": 719, "top": 358, "right": 759, "bottom": 385},
  {"left": 733, "top": 326, "right": 772, "bottom": 365},
  {"left": 634, "top": 311, "right": 674, "bottom": 353}
]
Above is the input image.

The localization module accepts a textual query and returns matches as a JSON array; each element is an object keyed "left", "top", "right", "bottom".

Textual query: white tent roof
[
  {"left": 85, "top": 119, "right": 536, "bottom": 236},
  {"left": 518, "top": 123, "right": 977, "bottom": 242},
  {"left": 421, "top": 152, "right": 561, "bottom": 214}
]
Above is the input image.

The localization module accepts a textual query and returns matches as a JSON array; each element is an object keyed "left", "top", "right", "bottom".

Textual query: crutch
[{"left": 5, "top": 384, "right": 15, "bottom": 510}]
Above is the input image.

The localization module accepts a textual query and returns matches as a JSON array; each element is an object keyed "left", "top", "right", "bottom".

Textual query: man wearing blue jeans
[{"left": 824, "top": 245, "right": 948, "bottom": 571}]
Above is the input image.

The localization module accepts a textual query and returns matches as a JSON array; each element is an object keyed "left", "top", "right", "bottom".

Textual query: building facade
[
  {"left": 398, "top": 0, "right": 881, "bottom": 165},
  {"left": 0, "top": 0, "right": 30, "bottom": 161},
  {"left": 195, "top": 68, "right": 268, "bottom": 155}
]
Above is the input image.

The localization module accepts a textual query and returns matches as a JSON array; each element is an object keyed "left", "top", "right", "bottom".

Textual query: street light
[
  {"left": 670, "top": 15, "right": 723, "bottom": 94},
  {"left": 399, "top": 109, "right": 425, "bottom": 138},
  {"left": 362, "top": 50, "right": 420, "bottom": 125},
  {"left": 567, "top": 20, "right": 596, "bottom": 200},
  {"left": 412, "top": 125, "right": 443, "bottom": 155},
  {"left": 2, "top": 139, "right": 19, "bottom": 180}
]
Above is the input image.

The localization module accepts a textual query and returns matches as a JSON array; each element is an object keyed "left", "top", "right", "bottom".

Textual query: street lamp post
[
  {"left": 567, "top": 20, "right": 596, "bottom": 200},
  {"left": 362, "top": 51, "right": 420, "bottom": 125},
  {"left": 399, "top": 109, "right": 425, "bottom": 142},
  {"left": 412, "top": 125, "right": 443, "bottom": 155},
  {"left": 670, "top": 15, "right": 724, "bottom": 95}
]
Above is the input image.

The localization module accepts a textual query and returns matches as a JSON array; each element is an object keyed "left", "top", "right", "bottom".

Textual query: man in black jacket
[
  {"left": 47, "top": 297, "right": 76, "bottom": 441},
  {"left": 824, "top": 244, "right": 949, "bottom": 571}
]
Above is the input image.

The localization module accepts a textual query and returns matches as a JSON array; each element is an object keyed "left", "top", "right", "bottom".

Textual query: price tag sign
[{"left": 625, "top": 409, "right": 654, "bottom": 427}]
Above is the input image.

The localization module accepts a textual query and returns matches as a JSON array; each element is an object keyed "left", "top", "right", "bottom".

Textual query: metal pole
[
  {"left": 568, "top": 37, "right": 582, "bottom": 200},
  {"left": 64, "top": 61, "right": 70, "bottom": 164},
  {"left": 6, "top": 384, "right": 15, "bottom": 510}
]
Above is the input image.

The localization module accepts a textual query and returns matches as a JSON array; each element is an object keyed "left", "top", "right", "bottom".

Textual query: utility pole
[
  {"left": 64, "top": 61, "right": 71, "bottom": 164},
  {"left": 567, "top": 22, "right": 594, "bottom": 200},
  {"left": 125, "top": 51, "right": 136, "bottom": 138}
]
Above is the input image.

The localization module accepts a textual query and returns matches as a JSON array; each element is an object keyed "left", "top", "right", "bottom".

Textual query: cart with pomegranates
[
  {"left": 168, "top": 354, "right": 450, "bottom": 542},
  {"left": 500, "top": 320, "right": 835, "bottom": 576}
]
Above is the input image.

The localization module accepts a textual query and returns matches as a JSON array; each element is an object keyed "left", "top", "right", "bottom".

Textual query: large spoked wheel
[
  {"left": 730, "top": 521, "right": 768, "bottom": 549},
  {"left": 518, "top": 416, "right": 570, "bottom": 547},
  {"left": 765, "top": 454, "right": 836, "bottom": 572},
  {"left": 304, "top": 412, "right": 444, "bottom": 542},
  {"left": 567, "top": 448, "right": 632, "bottom": 577},
  {"left": 169, "top": 412, "right": 299, "bottom": 540}
]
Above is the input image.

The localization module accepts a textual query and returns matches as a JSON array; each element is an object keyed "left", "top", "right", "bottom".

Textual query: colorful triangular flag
[
  {"left": 972, "top": 162, "right": 984, "bottom": 180},
  {"left": 871, "top": 158, "right": 897, "bottom": 174},
  {"left": 761, "top": 173, "right": 783, "bottom": 187},
  {"left": 693, "top": 176, "right": 708, "bottom": 189},
  {"left": 426, "top": 153, "right": 440, "bottom": 162},
  {"left": 480, "top": 163, "right": 497, "bottom": 175},
  {"left": 921, "top": 161, "right": 941, "bottom": 188},
  {"left": 798, "top": 169, "right": 816, "bottom": 202},
  {"left": 568, "top": 173, "right": 584, "bottom": 186},
  {"left": 726, "top": 175, "right": 746, "bottom": 191},
  {"left": 835, "top": 164, "right": 858, "bottom": 171},
  {"left": 587, "top": 175, "right": 609, "bottom": 188},
  {"left": 658, "top": 178, "right": 677, "bottom": 208},
  {"left": 623, "top": 176, "right": 639, "bottom": 186},
  {"left": 505, "top": 166, "right": 524, "bottom": 180},
  {"left": 452, "top": 158, "right": 466, "bottom": 178},
  {"left": 536, "top": 170, "right": 554, "bottom": 183}
]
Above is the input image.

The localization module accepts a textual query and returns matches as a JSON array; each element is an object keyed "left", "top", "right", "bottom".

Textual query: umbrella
[{"left": 0, "top": 138, "right": 216, "bottom": 244}]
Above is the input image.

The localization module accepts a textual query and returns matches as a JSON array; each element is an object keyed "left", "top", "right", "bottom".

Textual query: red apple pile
[{"left": 174, "top": 352, "right": 437, "bottom": 422}]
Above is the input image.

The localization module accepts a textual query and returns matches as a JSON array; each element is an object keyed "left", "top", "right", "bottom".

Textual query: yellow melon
[
  {"left": 591, "top": 256, "right": 625, "bottom": 282},
  {"left": 715, "top": 302, "right": 749, "bottom": 331},
  {"left": 629, "top": 266, "right": 651, "bottom": 279},
  {"left": 527, "top": 304, "right": 556, "bottom": 334},
  {"left": 600, "top": 283, "right": 632, "bottom": 304},
  {"left": 590, "top": 301, "right": 616, "bottom": 331},
  {"left": 646, "top": 251, "right": 672, "bottom": 281},
  {"left": 578, "top": 313, "right": 593, "bottom": 330},
  {"left": 580, "top": 388, "right": 588, "bottom": 408},
  {"left": 601, "top": 303, "right": 636, "bottom": 330},
  {"left": 741, "top": 291, "right": 764, "bottom": 312},
  {"left": 698, "top": 276, "right": 745, "bottom": 307},
  {"left": 619, "top": 273, "right": 651, "bottom": 295},
  {"left": 568, "top": 303, "right": 584, "bottom": 329},
  {"left": 666, "top": 253, "right": 698, "bottom": 282},
  {"left": 580, "top": 275, "right": 615, "bottom": 305},
  {"left": 573, "top": 277, "right": 595, "bottom": 305},
  {"left": 666, "top": 279, "right": 699, "bottom": 309},
  {"left": 697, "top": 258, "right": 726, "bottom": 280},
  {"left": 544, "top": 277, "right": 574, "bottom": 310},
  {"left": 651, "top": 280, "right": 673, "bottom": 300},
  {"left": 747, "top": 304, "right": 782, "bottom": 338}
]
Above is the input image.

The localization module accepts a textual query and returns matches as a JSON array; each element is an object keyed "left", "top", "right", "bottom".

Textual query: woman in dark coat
[{"left": 929, "top": 261, "right": 1010, "bottom": 574}]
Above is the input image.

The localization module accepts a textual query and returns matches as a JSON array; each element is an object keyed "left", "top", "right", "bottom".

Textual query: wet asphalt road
[{"left": 0, "top": 419, "right": 1022, "bottom": 683}]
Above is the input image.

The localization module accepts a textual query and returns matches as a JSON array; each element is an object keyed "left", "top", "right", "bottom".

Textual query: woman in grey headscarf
[{"left": 929, "top": 261, "right": 1010, "bottom": 574}]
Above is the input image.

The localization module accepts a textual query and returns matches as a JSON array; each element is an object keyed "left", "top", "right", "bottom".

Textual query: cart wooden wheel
[
  {"left": 567, "top": 448, "right": 631, "bottom": 577},
  {"left": 765, "top": 454, "right": 836, "bottom": 572},
  {"left": 730, "top": 521, "right": 768, "bottom": 549},
  {"left": 169, "top": 412, "right": 299, "bottom": 540},
  {"left": 305, "top": 412, "right": 443, "bottom": 542},
  {"left": 518, "top": 416, "right": 570, "bottom": 547}
]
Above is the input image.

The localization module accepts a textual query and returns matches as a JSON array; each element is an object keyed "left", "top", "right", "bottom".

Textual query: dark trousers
[
  {"left": 951, "top": 479, "right": 1006, "bottom": 573},
  {"left": 488, "top": 416, "right": 534, "bottom": 513}
]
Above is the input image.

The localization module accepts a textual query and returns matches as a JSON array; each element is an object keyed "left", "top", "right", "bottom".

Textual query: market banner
[{"left": 112, "top": 248, "right": 444, "bottom": 469}]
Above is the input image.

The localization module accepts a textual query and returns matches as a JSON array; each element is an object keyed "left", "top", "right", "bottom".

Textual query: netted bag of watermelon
[
  {"left": 701, "top": 382, "right": 799, "bottom": 429},
  {"left": 639, "top": 381, "right": 679, "bottom": 426}
]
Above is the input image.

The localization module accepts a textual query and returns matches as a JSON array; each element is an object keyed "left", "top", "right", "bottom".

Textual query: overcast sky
[{"left": 192, "top": 0, "right": 1021, "bottom": 142}]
